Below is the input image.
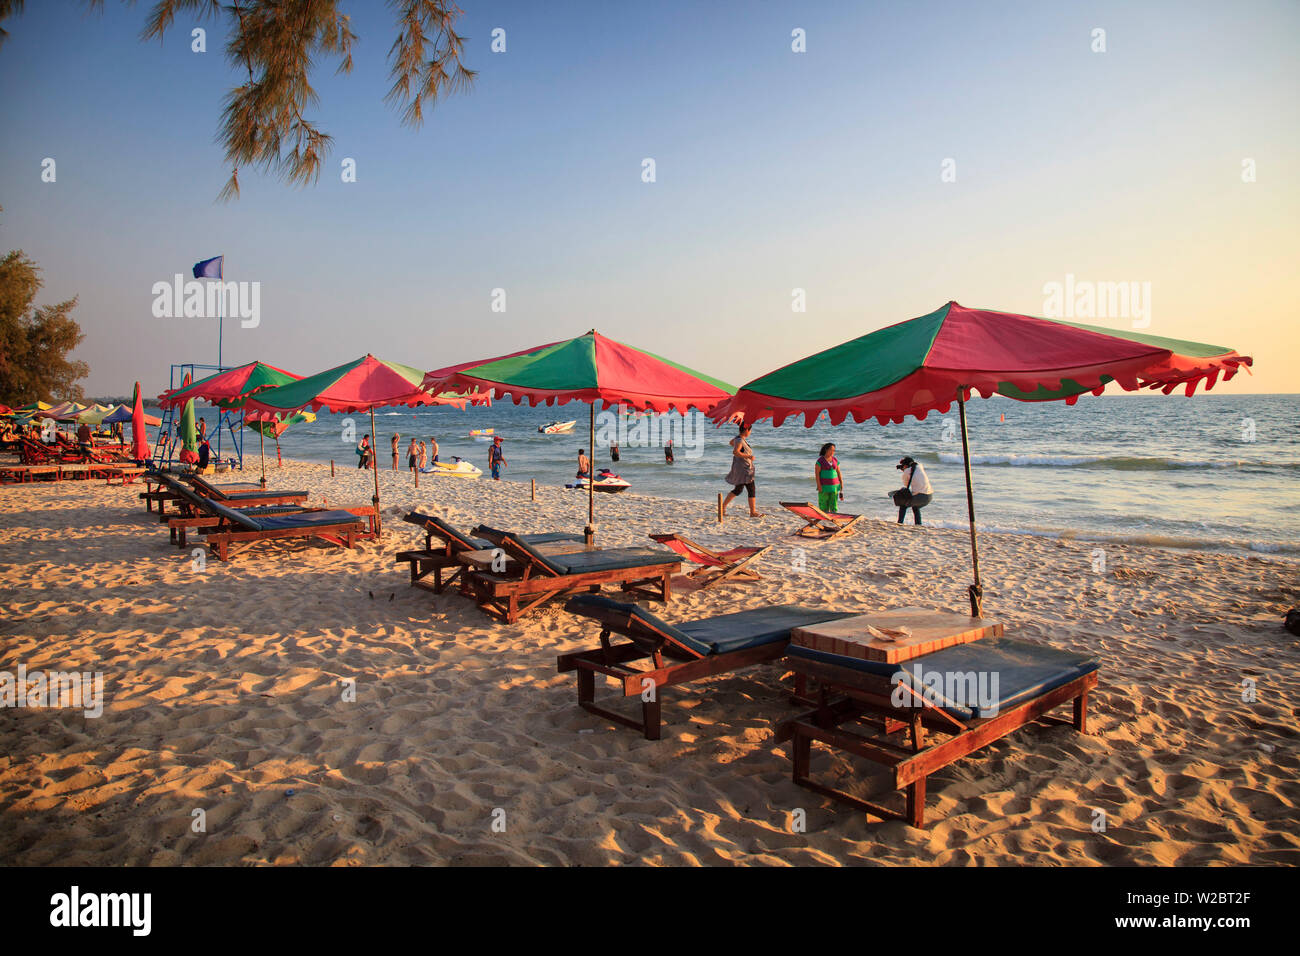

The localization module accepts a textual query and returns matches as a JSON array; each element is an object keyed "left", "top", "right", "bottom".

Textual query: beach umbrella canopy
[
  {"left": 176, "top": 374, "right": 200, "bottom": 465},
  {"left": 714, "top": 301, "right": 1254, "bottom": 615},
  {"left": 129, "top": 384, "right": 150, "bottom": 461},
  {"left": 245, "top": 355, "right": 474, "bottom": 533},
  {"left": 158, "top": 361, "right": 300, "bottom": 409},
  {"left": 424, "top": 330, "right": 735, "bottom": 541},
  {"left": 245, "top": 409, "right": 316, "bottom": 438},
  {"left": 102, "top": 404, "right": 160, "bottom": 426},
  {"left": 44, "top": 401, "right": 87, "bottom": 421},
  {"left": 75, "top": 404, "right": 117, "bottom": 425}
]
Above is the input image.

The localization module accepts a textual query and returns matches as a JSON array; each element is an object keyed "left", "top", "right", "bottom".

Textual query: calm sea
[{"left": 193, "top": 393, "right": 1299, "bottom": 559}]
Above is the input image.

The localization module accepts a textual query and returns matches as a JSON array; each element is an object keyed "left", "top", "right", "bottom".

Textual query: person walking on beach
[
  {"left": 721, "top": 423, "right": 761, "bottom": 518},
  {"left": 815, "top": 442, "right": 845, "bottom": 513},
  {"left": 895, "top": 455, "right": 933, "bottom": 525},
  {"left": 577, "top": 448, "right": 591, "bottom": 479},
  {"left": 391, "top": 433, "right": 400, "bottom": 471},
  {"left": 357, "top": 434, "right": 372, "bottom": 469},
  {"left": 407, "top": 438, "right": 419, "bottom": 472},
  {"left": 488, "top": 436, "right": 507, "bottom": 480}
]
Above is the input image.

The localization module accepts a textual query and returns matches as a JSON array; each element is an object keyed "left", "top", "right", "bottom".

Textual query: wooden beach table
[{"left": 776, "top": 607, "right": 1099, "bottom": 827}]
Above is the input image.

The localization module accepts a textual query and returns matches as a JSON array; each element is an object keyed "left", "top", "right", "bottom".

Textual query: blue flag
[{"left": 192, "top": 255, "right": 224, "bottom": 279}]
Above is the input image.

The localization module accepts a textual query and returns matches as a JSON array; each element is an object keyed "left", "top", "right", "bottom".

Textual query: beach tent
[
  {"left": 244, "top": 355, "right": 478, "bottom": 534},
  {"left": 423, "top": 330, "right": 735, "bottom": 543},
  {"left": 44, "top": 401, "right": 88, "bottom": 421},
  {"left": 75, "top": 404, "right": 118, "bottom": 426},
  {"left": 713, "top": 301, "right": 1253, "bottom": 615}
]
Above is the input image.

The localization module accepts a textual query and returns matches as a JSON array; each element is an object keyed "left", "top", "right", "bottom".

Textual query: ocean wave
[
  {"left": 923, "top": 520, "right": 1300, "bottom": 558},
  {"left": 933, "top": 453, "right": 1296, "bottom": 471}
]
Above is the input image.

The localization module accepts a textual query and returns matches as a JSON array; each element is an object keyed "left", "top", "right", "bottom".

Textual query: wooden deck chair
[
  {"left": 395, "top": 512, "right": 585, "bottom": 594},
  {"left": 780, "top": 501, "right": 864, "bottom": 540},
  {"left": 648, "top": 533, "right": 771, "bottom": 589},
  {"left": 139, "top": 470, "right": 265, "bottom": 514},
  {"left": 775, "top": 640, "right": 1100, "bottom": 827},
  {"left": 192, "top": 495, "right": 368, "bottom": 562},
  {"left": 163, "top": 480, "right": 376, "bottom": 551},
  {"left": 557, "top": 595, "right": 856, "bottom": 739},
  {"left": 465, "top": 534, "right": 680, "bottom": 625},
  {"left": 185, "top": 474, "right": 310, "bottom": 511}
]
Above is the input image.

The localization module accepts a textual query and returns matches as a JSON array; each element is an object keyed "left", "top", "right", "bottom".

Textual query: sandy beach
[{"left": 1, "top": 461, "right": 1296, "bottom": 866}]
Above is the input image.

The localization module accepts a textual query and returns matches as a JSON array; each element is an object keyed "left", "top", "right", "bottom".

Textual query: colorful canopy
[
  {"left": 102, "top": 404, "right": 160, "bottom": 426},
  {"left": 43, "top": 401, "right": 88, "bottom": 421},
  {"left": 158, "top": 361, "right": 300, "bottom": 410},
  {"left": 714, "top": 301, "right": 1253, "bottom": 427},
  {"left": 75, "top": 404, "right": 118, "bottom": 425},
  {"left": 422, "top": 330, "right": 735, "bottom": 414},
  {"left": 244, "top": 410, "right": 316, "bottom": 438},
  {"left": 244, "top": 355, "right": 467, "bottom": 418}
]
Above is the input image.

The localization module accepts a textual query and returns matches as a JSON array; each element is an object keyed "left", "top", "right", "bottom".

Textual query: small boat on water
[
  {"left": 421, "top": 457, "right": 482, "bottom": 478},
  {"left": 469, "top": 428, "right": 495, "bottom": 441},
  {"left": 566, "top": 469, "right": 631, "bottom": 493},
  {"left": 538, "top": 420, "right": 576, "bottom": 434}
]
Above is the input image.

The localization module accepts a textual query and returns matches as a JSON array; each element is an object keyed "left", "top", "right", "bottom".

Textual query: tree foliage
[
  {"left": 0, "top": 1, "right": 475, "bottom": 199},
  {"left": 0, "top": 251, "right": 89, "bottom": 405}
]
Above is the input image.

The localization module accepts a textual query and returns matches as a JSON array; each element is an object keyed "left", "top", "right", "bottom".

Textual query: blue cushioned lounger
[{"left": 558, "top": 594, "right": 856, "bottom": 739}]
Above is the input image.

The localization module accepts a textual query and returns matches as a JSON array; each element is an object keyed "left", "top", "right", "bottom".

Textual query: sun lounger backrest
[
  {"left": 649, "top": 534, "right": 716, "bottom": 566},
  {"left": 166, "top": 479, "right": 263, "bottom": 531},
  {"left": 498, "top": 534, "right": 566, "bottom": 575},
  {"left": 565, "top": 594, "right": 710, "bottom": 658},
  {"left": 403, "top": 511, "right": 479, "bottom": 550}
]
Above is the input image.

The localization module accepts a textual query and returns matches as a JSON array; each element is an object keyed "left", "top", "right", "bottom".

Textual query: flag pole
[{"left": 957, "top": 386, "right": 983, "bottom": 617}]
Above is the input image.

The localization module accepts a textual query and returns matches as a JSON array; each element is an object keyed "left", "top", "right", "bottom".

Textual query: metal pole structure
[
  {"left": 957, "top": 387, "right": 983, "bottom": 617},
  {"left": 585, "top": 401, "right": 596, "bottom": 545},
  {"left": 216, "top": 261, "right": 224, "bottom": 460},
  {"left": 259, "top": 427, "right": 266, "bottom": 488},
  {"left": 369, "top": 405, "right": 382, "bottom": 535}
]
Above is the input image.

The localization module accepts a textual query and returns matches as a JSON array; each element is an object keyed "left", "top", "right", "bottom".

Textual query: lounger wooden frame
[
  {"left": 466, "top": 535, "right": 678, "bottom": 625},
  {"left": 201, "top": 518, "right": 367, "bottom": 561},
  {"left": 779, "top": 502, "right": 864, "bottom": 541},
  {"left": 556, "top": 599, "right": 793, "bottom": 740},
  {"left": 169, "top": 504, "right": 377, "bottom": 547},
  {"left": 775, "top": 654, "right": 1097, "bottom": 827},
  {"left": 648, "top": 533, "right": 771, "bottom": 589},
  {"left": 394, "top": 512, "right": 481, "bottom": 594}
]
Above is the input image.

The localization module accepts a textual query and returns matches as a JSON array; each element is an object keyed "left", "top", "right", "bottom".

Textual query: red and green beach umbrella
[
  {"left": 245, "top": 355, "right": 474, "bottom": 534},
  {"left": 424, "top": 330, "right": 735, "bottom": 542},
  {"left": 715, "top": 301, "right": 1254, "bottom": 615},
  {"left": 158, "top": 361, "right": 300, "bottom": 410}
]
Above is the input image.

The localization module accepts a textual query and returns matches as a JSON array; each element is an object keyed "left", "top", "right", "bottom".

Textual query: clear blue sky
[{"left": 1, "top": 0, "right": 1296, "bottom": 396}]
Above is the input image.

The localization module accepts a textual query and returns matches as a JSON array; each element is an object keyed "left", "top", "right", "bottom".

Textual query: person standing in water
[
  {"left": 610, "top": 443, "right": 620, "bottom": 462},
  {"left": 391, "top": 433, "right": 401, "bottom": 471},
  {"left": 664, "top": 439, "right": 674, "bottom": 464},
  {"left": 815, "top": 442, "right": 845, "bottom": 513},
  {"left": 896, "top": 455, "right": 933, "bottom": 525},
  {"left": 721, "top": 423, "right": 761, "bottom": 517}
]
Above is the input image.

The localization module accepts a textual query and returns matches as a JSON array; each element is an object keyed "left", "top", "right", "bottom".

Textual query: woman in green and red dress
[{"left": 814, "top": 442, "right": 844, "bottom": 513}]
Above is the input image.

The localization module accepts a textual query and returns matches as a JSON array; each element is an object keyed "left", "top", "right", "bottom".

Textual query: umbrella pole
[
  {"left": 585, "top": 402, "right": 596, "bottom": 545},
  {"left": 259, "top": 428, "right": 266, "bottom": 488},
  {"left": 369, "top": 406, "right": 382, "bottom": 535},
  {"left": 957, "top": 388, "right": 983, "bottom": 617}
]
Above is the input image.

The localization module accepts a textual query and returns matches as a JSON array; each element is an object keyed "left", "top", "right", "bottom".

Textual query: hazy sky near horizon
[{"left": 0, "top": 0, "right": 1296, "bottom": 397}]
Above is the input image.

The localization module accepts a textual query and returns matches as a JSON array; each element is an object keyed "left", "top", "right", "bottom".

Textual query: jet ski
[
  {"left": 421, "top": 457, "right": 482, "bottom": 478},
  {"left": 538, "top": 420, "right": 576, "bottom": 434},
  {"left": 565, "top": 469, "right": 631, "bottom": 493}
]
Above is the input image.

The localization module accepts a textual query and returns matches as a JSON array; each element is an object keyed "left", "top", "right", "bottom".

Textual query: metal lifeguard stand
[{"left": 151, "top": 362, "right": 245, "bottom": 471}]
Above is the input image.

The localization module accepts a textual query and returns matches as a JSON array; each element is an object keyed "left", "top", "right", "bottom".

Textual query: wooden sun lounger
[
  {"left": 159, "top": 478, "right": 372, "bottom": 560},
  {"left": 395, "top": 512, "right": 586, "bottom": 595},
  {"left": 464, "top": 534, "right": 680, "bottom": 625},
  {"left": 780, "top": 501, "right": 865, "bottom": 540},
  {"left": 649, "top": 533, "right": 771, "bottom": 589},
  {"left": 139, "top": 472, "right": 265, "bottom": 514},
  {"left": 558, "top": 595, "right": 856, "bottom": 739},
  {"left": 775, "top": 640, "right": 1100, "bottom": 827}
]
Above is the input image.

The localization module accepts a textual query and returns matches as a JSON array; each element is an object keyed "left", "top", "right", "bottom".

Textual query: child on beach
[
  {"left": 489, "top": 436, "right": 506, "bottom": 480},
  {"left": 815, "top": 442, "right": 844, "bottom": 513}
]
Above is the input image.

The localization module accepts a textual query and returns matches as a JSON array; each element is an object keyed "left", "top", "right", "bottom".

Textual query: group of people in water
[
  {"left": 353, "top": 433, "right": 447, "bottom": 472},
  {"left": 719, "top": 422, "right": 933, "bottom": 524}
]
